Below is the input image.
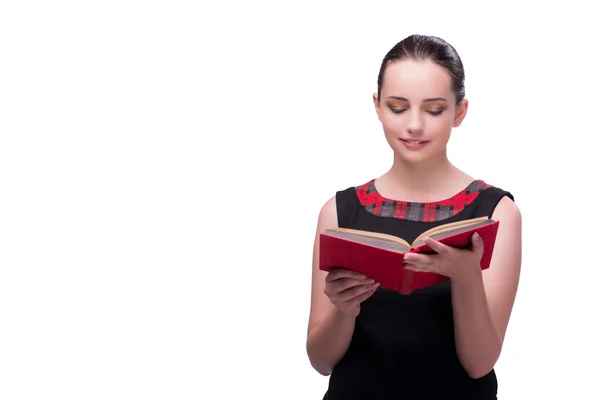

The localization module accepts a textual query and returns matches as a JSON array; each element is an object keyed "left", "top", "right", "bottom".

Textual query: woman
[{"left": 306, "top": 34, "right": 522, "bottom": 400}]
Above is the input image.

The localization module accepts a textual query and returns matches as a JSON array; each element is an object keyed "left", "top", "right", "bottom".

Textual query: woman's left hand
[{"left": 403, "top": 232, "right": 485, "bottom": 284}]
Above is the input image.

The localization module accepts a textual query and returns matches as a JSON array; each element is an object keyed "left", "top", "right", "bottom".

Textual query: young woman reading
[{"left": 306, "top": 34, "right": 522, "bottom": 400}]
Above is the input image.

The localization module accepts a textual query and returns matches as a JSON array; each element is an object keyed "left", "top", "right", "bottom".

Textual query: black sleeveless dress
[{"left": 322, "top": 179, "right": 514, "bottom": 400}]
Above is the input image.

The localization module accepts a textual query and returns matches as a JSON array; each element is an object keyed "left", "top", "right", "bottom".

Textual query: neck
[{"left": 385, "top": 151, "right": 463, "bottom": 194}]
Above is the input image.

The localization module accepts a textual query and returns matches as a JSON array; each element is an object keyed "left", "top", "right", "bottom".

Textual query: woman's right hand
[{"left": 324, "top": 268, "right": 380, "bottom": 318}]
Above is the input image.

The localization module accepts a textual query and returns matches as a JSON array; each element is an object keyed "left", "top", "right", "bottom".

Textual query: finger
[
  {"left": 403, "top": 253, "right": 432, "bottom": 266},
  {"left": 403, "top": 256, "right": 435, "bottom": 273},
  {"left": 423, "top": 237, "right": 452, "bottom": 254},
  {"left": 330, "top": 277, "right": 374, "bottom": 294},
  {"left": 336, "top": 282, "right": 379, "bottom": 302},
  {"left": 404, "top": 264, "right": 430, "bottom": 273},
  {"left": 353, "top": 285, "right": 379, "bottom": 303},
  {"left": 326, "top": 268, "right": 368, "bottom": 282}
]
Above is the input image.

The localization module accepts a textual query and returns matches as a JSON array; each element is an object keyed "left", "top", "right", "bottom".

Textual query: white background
[{"left": 1, "top": 1, "right": 599, "bottom": 399}]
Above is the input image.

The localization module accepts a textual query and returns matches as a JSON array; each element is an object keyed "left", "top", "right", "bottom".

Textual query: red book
[{"left": 319, "top": 217, "right": 500, "bottom": 295}]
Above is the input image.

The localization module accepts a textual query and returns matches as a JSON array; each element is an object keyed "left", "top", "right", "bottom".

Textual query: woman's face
[{"left": 374, "top": 58, "right": 468, "bottom": 165}]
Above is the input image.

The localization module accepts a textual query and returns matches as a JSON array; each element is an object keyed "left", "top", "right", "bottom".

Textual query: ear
[
  {"left": 373, "top": 92, "right": 382, "bottom": 121},
  {"left": 453, "top": 98, "right": 469, "bottom": 127}
]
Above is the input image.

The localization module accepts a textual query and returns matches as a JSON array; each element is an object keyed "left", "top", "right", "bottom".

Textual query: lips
[
  {"left": 400, "top": 138, "right": 428, "bottom": 149},
  {"left": 401, "top": 139, "right": 426, "bottom": 145}
]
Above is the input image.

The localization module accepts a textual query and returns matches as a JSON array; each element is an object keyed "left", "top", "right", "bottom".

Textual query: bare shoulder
[
  {"left": 491, "top": 194, "right": 521, "bottom": 224},
  {"left": 317, "top": 195, "right": 339, "bottom": 231}
]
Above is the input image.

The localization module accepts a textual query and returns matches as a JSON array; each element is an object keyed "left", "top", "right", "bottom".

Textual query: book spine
[{"left": 397, "top": 268, "right": 414, "bottom": 295}]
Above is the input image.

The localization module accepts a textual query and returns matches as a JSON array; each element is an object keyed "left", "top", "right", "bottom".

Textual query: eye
[
  {"left": 427, "top": 109, "right": 444, "bottom": 116},
  {"left": 389, "top": 108, "right": 406, "bottom": 114}
]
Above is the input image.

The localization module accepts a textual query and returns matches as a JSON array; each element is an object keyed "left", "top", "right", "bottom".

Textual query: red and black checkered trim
[{"left": 356, "top": 179, "right": 492, "bottom": 222}]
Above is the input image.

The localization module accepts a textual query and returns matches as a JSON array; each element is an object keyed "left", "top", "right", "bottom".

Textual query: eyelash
[{"left": 389, "top": 108, "right": 444, "bottom": 116}]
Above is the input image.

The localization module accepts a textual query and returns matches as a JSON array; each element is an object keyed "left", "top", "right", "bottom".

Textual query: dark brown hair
[{"left": 377, "top": 34, "right": 466, "bottom": 105}]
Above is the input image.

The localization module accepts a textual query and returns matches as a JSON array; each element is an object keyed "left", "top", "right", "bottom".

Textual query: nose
[{"left": 406, "top": 109, "right": 424, "bottom": 137}]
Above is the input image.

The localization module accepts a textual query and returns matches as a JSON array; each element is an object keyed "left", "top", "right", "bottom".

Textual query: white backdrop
[{"left": 1, "top": 1, "right": 599, "bottom": 399}]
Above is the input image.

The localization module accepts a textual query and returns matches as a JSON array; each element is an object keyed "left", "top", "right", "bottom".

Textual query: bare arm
[
  {"left": 306, "top": 197, "right": 377, "bottom": 376},
  {"left": 451, "top": 196, "right": 522, "bottom": 378}
]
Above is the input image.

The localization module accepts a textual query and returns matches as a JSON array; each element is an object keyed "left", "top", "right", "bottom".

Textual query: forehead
[{"left": 381, "top": 59, "right": 453, "bottom": 99}]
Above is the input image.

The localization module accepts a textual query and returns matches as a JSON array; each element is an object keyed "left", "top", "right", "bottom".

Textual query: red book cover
[{"left": 319, "top": 219, "right": 499, "bottom": 295}]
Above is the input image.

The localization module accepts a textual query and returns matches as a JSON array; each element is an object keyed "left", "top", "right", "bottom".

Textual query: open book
[{"left": 319, "top": 216, "right": 499, "bottom": 295}]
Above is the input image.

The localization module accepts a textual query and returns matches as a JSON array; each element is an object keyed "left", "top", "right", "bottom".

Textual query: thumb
[{"left": 472, "top": 232, "right": 484, "bottom": 252}]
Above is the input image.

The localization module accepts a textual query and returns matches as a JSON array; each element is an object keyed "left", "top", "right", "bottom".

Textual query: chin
[
  {"left": 388, "top": 137, "right": 448, "bottom": 162},
  {"left": 390, "top": 144, "right": 432, "bottom": 162}
]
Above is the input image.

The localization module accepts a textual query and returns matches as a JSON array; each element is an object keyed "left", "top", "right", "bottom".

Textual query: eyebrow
[{"left": 386, "top": 96, "right": 447, "bottom": 102}]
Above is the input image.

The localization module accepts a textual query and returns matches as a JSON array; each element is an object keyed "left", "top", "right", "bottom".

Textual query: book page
[
  {"left": 324, "top": 229, "right": 410, "bottom": 253},
  {"left": 411, "top": 217, "right": 492, "bottom": 246},
  {"left": 411, "top": 219, "right": 495, "bottom": 249}
]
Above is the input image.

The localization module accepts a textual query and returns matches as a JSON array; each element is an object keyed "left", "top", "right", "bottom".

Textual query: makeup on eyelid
[
  {"left": 386, "top": 101, "right": 445, "bottom": 112},
  {"left": 387, "top": 106, "right": 446, "bottom": 115}
]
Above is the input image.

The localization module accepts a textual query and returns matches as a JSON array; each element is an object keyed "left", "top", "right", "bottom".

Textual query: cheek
[
  {"left": 379, "top": 114, "right": 402, "bottom": 133},
  {"left": 430, "top": 117, "right": 454, "bottom": 133}
]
